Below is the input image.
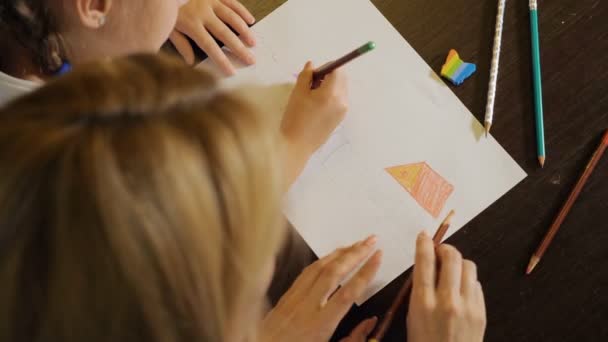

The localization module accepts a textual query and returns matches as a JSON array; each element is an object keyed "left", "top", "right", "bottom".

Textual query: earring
[{"left": 98, "top": 15, "right": 106, "bottom": 27}]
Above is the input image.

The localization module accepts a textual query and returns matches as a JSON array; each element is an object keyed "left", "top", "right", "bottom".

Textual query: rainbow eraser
[{"left": 440, "top": 49, "right": 476, "bottom": 86}]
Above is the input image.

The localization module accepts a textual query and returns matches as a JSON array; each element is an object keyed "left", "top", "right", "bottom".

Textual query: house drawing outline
[{"left": 385, "top": 162, "right": 454, "bottom": 218}]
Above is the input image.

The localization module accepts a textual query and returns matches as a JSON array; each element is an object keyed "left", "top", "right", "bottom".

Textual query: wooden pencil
[
  {"left": 483, "top": 0, "right": 507, "bottom": 137},
  {"left": 529, "top": 0, "right": 546, "bottom": 167},
  {"left": 369, "top": 210, "right": 455, "bottom": 342},
  {"left": 526, "top": 129, "right": 608, "bottom": 275},
  {"left": 311, "top": 41, "right": 375, "bottom": 89}
]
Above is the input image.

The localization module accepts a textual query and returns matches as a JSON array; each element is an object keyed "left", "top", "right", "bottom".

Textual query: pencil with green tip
[
  {"left": 311, "top": 41, "right": 376, "bottom": 89},
  {"left": 529, "top": 0, "right": 546, "bottom": 167}
]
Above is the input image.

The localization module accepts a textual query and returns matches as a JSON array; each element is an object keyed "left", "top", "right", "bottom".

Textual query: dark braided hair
[{"left": 0, "top": 0, "right": 66, "bottom": 74}]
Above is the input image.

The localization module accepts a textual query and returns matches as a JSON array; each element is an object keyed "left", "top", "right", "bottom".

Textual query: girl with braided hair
[{"left": 0, "top": 0, "right": 258, "bottom": 105}]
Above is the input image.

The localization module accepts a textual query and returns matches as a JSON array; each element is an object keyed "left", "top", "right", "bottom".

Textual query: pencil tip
[
  {"left": 538, "top": 156, "right": 545, "bottom": 168},
  {"left": 484, "top": 123, "right": 491, "bottom": 138},
  {"left": 526, "top": 256, "right": 540, "bottom": 275},
  {"left": 445, "top": 210, "right": 456, "bottom": 224}
]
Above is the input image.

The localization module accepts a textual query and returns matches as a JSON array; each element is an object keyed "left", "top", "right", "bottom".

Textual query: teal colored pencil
[{"left": 529, "top": 0, "right": 545, "bottom": 167}]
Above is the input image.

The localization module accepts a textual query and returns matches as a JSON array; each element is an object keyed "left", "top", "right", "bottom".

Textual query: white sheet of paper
[{"left": 199, "top": 0, "right": 527, "bottom": 303}]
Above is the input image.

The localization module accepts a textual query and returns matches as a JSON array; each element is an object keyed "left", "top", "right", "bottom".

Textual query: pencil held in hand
[
  {"left": 407, "top": 234, "right": 487, "bottom": 342},
  {"left": 311, "top": 41, "right": 376, "bottom": 89},
  {"left": 369, "top": 210, "right": 455, "bottom": 342}
]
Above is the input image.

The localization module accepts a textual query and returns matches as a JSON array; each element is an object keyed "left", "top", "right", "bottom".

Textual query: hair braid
[{"left": 0, "top": 0, "right": 66, "bottom": 74}]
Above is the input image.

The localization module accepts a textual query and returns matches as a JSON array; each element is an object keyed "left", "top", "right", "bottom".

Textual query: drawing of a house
[{"left": 385, "top": 162, "right": 454, "bottom": 218}]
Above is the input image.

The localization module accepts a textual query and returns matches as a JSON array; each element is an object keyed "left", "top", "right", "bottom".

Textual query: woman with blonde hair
[
  {"left": 0, "top": 53, "right": 377, "bottom": 341},
  {"left": 0, "top": 54, "right": 486, "bottom": 342}
]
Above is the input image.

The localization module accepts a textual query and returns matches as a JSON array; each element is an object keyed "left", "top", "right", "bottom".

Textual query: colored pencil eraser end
[{"left": 440, "top": 49, "right": 476, "bottom": 86}]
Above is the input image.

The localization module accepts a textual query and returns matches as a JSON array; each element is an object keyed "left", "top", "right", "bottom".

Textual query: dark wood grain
[{"left": 240, "top": 0, "right": 608, "bottom": 341}]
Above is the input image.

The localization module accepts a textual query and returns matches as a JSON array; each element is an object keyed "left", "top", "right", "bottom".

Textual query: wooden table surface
[{"left": 239, "top": 0, "right": 608, "bottom": 341}]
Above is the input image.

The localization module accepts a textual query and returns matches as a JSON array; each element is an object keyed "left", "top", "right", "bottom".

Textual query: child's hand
[
  {"left": 260, "top": 236, "right": 382, "bottom": 342},
  {"left": 170, "top": 0, "right": 256, "bottom": 75},
  {"left": 281, "top": 61, "right": 348, "bottom": 185},
  {"left": 407, "top": 233, "right": 487, "bottom": 342}
]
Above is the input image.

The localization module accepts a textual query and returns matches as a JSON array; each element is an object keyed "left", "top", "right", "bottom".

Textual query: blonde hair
[{"left": 0, "top": 54, "right": 285, "bottom": 341}]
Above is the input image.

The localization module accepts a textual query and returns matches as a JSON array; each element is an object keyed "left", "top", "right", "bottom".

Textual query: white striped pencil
[{"left": 484, "top": 0, "right": 507, "bottom": 137}]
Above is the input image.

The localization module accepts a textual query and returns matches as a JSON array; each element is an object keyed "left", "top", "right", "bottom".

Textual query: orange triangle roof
[{"left": 385, "top": 162, "right": 425, "bottom": 193}]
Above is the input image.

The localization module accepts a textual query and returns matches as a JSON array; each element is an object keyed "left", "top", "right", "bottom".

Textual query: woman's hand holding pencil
[
  {"left": 407, "top": 232, "right": 486, "bottom": 342},
  {"left": 368, "top": 211, "right": 486, "bottom": 342}
]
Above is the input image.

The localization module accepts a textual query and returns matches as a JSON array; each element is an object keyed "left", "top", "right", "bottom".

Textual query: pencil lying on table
[
  {"left": 526, "top": 129, "right": 608, "bottom": 275},
  {"left": 529, "top": 0, "right": 546, "bottom": 167},
  {"left": 483, "top": 0, "right": 507, "bottom": 137},
  {"left": 369, "top": 210, "right": 455, "bottom": 342}
]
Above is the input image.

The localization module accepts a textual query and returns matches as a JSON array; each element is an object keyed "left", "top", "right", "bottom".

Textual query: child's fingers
[
  {"left": 185, "top": 23, "right": 236, "bottom": 75},
  {"left": 221, "top": 0, "right": 256, "bottom": 25},
  {"left": 169, "top": 30, "right": 196, "bottom": 65},
  {"left": 318, "top": 69, "right": 347, "bottom": 93},
  {"left": 216, "top": 3, "right": 256, "bottom": 47},
  {"left": 437, "top": 244, "right": 463, "bottom": 297},
  {"left": 207, "top": 17, "right": 255, "bottom": 65},
  {"left": 412, "top": 231, "right": 436, "bottom": 292},
  {"left": 296, "top": 61, "right": 314, "bottom": 89}
]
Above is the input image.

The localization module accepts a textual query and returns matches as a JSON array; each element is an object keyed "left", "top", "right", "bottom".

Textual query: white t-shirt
[{"left": 0, "top": 71, "right": 37, "bottom": 108}]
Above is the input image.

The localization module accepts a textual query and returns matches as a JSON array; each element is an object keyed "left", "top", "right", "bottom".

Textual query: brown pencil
[
  {"left": 311, "top": 41, "right": 376, "bottom": 89},
  {"left": 369, "top": 210, "right": 455, "bottom": 342},
  {"left": 526, "top": 129, "right": 608, "bottom": 275}
]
